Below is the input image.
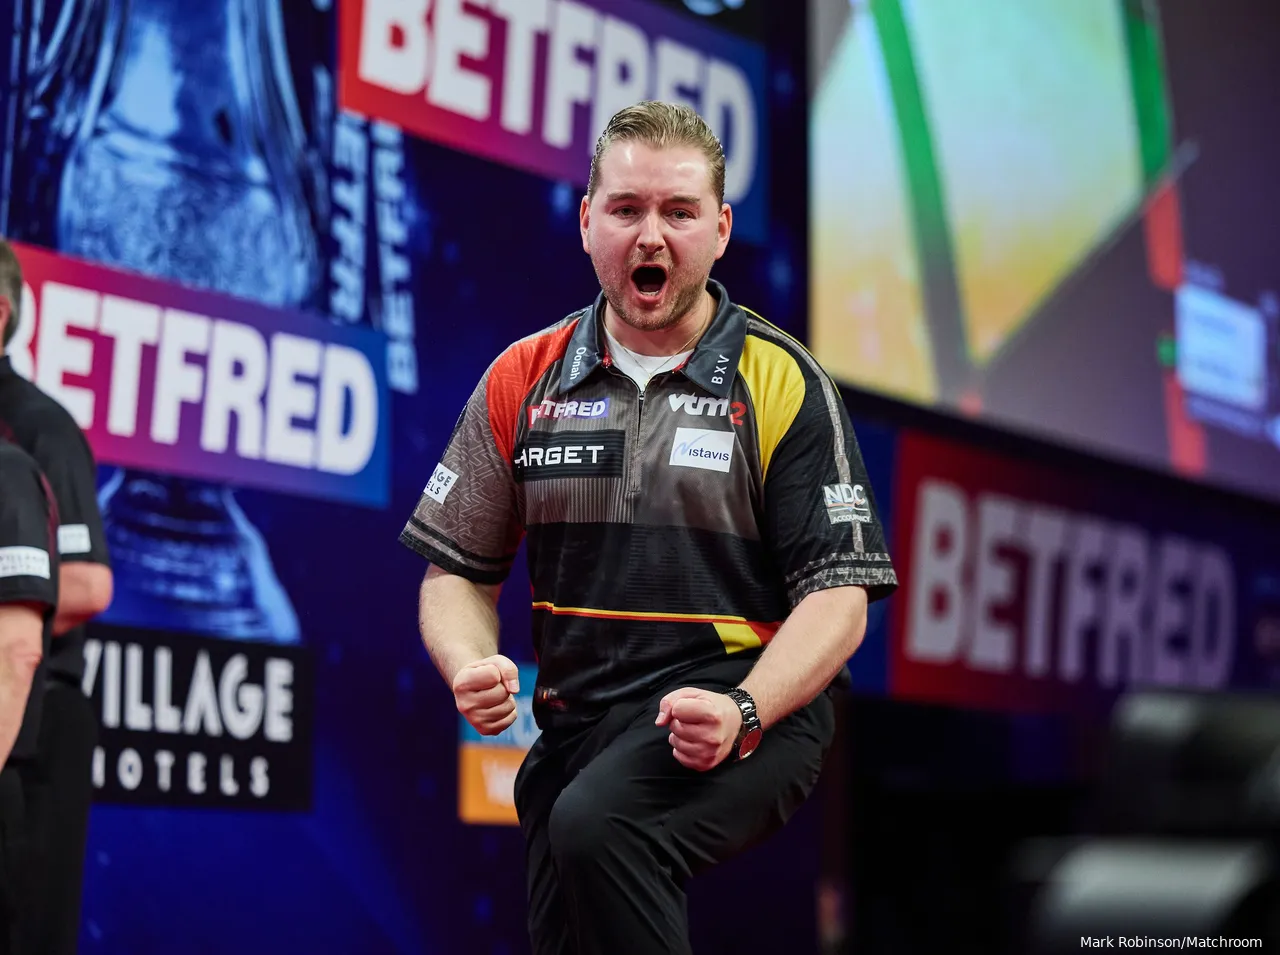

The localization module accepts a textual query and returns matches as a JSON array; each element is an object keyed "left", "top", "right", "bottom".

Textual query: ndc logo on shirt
[
  {"left": 823, "top": 483, "right": 871, "bottom": 524},
  {"left": 669, "top": 428, "right": 735, "bottom": 473},
  {"left": 513, "top": 430, "right": 626, "bottom": 482},
  {"left": 528, "top": 397, "right": 610, "bottom": 427}
]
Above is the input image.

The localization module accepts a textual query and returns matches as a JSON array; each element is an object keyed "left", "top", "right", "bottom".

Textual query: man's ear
[
  {"left": 714, "top": 203, "right": 733, "bottom": 260},
  {"left": 580, "top": 195, "right": 592, "bottom": 255}
]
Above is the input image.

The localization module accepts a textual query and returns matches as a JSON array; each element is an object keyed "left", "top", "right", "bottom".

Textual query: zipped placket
[{"left": 603, "top": 354, "right": 646, "bottom": 495}]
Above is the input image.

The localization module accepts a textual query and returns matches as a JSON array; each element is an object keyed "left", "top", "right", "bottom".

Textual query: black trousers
[
  {"left": 0, "top": 766, "right": 29, "bottom": 955},
  {"left": 514, "top": 675, "right": 835, "bottom": 955},
  {"left": 17, "top": 682, "right": 97, "bottom": 955}
]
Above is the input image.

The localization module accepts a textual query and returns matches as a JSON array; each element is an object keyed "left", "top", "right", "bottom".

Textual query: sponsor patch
[
  {"left": 0, "top": 545, "right": 51, "bottom": 580},
  {"left": 669, "top": 428, "right": 735, "bottom": 473},
  {"left": 424, "top": 463, "right": 459, "bottom": 504},
  {"left": 528, "top": 397, "right": 610, "bottom": 426},
  {"left": 823, "top": 483, "right": 872, "bottom": 524},
  {"left": 668, "top": 393, "right": 746, "bottom": 425},
  {"left": 58, "top": 523, "right": 92, "bottom": 555},
  {"left": 514, "top": 430, "right": 626, "bottom": 482}
]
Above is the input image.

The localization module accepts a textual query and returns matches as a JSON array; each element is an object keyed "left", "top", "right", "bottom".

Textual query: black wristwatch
[{"left": 725, "top": 688, "right": 763, "bottom": 761}]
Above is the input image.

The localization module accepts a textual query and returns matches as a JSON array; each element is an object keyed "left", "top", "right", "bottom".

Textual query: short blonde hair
[
  {"left": 0, "top": 239, "right": 22, "bottom": 347},
  {"left": 588, "top": 101, "right": 726, "bottom": 205}
]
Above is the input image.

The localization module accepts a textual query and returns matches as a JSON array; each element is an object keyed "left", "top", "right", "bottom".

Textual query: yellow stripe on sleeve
[{"left": 738, "top": 334, "right": 807, "bottom": 479}]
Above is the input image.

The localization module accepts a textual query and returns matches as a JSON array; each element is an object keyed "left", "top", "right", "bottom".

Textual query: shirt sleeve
[
  {"left": 0, "top": 451, "right": 59, "bottom": 610},
  {"left": 29, "top": 424, "right": 109, "bottom": 568},
  {"left": 398, "top": 364, "right": 523, "bottom": 584},
  {"left": 763, "top": 368, "right": 898, "bottom": 609}
]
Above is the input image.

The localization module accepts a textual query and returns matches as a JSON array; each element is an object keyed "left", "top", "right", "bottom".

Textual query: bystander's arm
[
  {"left": 0, "top": 603, "right": 44, "bottom": 765},
  {"left": 53, "top": 562, "right": 113, "bottom": 636}
]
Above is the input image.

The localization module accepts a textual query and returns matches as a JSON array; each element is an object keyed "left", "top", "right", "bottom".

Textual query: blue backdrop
[{"left": 0, "top": 1, "right": 817, "bottom": 952}]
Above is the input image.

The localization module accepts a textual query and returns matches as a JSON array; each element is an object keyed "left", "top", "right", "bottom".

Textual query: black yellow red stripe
[{"left": 531, "top": 602, "right": 780, "bottom": 653}]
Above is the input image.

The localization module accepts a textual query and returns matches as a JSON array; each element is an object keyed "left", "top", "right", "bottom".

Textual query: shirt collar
[
  {"left": 559, "top": 278, "right": 746, "bottom": 398},
  {"left": 0, "top": 355, "right": 13, "bottom": 379}
]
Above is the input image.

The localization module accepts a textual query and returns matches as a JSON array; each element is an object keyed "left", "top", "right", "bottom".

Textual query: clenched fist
[
  {"left": 655, "top": 687, "right": 744, "bottom": 772},
  {"left": 453, "top": 654, "right": 521, "bottom": 735}
]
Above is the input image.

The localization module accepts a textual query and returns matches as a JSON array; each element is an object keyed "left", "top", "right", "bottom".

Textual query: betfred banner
[
  {"left": 888, "top": 430, "right": 1280, "bottom": 714},
  {"left": 8, "top": 243, "right": 391, "bottom": 508},
  {"left": 339, "top": 0, "right": 770, "bottom": 242},
  {"left": 457, "top": 663, "right": 540, "bottom": 825}
]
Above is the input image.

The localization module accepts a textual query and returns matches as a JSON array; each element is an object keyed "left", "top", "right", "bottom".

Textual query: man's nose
[{"left": 637, "top": 211, "right": 665, "bottom": 254}]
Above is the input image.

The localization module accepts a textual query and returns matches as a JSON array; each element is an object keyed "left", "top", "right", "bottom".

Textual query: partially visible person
[
  {"left": 0, "top": 439, "right": 59, "bottom": 955},
  {"left": 0, "top": 238, "right": 112, "bottom": 955}
]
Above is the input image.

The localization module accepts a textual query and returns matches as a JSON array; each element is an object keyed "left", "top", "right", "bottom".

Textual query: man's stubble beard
[{"left": 594, "top": 260, "right": 712, "bottom": 335}]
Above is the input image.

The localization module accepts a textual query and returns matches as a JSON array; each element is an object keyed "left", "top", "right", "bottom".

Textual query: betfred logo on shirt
[{"left": 528, "top": 397, "right": 610, "bottom": 426}]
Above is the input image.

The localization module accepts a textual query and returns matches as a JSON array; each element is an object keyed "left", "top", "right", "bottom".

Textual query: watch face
[{"left": 738, "top": 727, "right": 763, "bottom": 759}]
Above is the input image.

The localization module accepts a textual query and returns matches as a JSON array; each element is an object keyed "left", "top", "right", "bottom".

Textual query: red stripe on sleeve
[
  {"left": 39, "top": 472, "right": 60, "bottom": 557},
  {"left": 486, "top": 321, "right": 580, "bottom": 464}
]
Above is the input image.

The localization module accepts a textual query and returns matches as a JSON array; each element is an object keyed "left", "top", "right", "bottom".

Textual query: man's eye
[
  {"left": 670, "top": 210, "right": 692, "bottom": 220},
  {"left": 614, "top": 207, "right": 636, "bottom": 217}
]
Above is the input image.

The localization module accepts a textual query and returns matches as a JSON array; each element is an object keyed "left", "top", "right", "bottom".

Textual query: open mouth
[{"left": 631, "top": 265, "right": 668, "bottom": 297}]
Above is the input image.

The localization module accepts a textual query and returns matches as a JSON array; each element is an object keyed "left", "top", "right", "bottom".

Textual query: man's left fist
[{"left": 655, "top": 687, "right": 744, "bottom": 771}]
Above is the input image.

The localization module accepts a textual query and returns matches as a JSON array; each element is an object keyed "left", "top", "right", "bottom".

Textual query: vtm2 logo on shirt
[
  {"left": 668, "top": 393, "right": 745, "bottom": 425},
  {"left": 669, "top": 427, "right": 735, "bottom": 473}
]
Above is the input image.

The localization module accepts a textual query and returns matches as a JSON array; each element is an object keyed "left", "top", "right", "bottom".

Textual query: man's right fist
[{"left": 452, "top": 654, "right": 521, "bottom": 735}]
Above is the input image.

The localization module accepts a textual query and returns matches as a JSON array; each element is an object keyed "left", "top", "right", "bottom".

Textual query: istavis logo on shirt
[
  {"left": 669, "top": 427, "right": 735, "bottom": 473},
  {"left": 513, "top": 430, "right": 626, "bottom": 482}
]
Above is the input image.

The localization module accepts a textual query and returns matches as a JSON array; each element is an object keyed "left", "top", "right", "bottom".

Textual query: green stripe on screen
[
  {"left": 1121, "top": 0, "right": 1174, "bottom": 184},
  {"left": 868, "top": 0, "right": 970, "bottom": 382}
]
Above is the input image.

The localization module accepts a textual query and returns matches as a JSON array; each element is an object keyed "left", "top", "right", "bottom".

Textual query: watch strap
[{"left": 726, "top": 688, "right": 761, "bottom": 751}]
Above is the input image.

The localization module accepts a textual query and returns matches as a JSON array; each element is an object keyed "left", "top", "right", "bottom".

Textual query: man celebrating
[{"left": 400, "top": 102, "right": 897, "bottom": 954}]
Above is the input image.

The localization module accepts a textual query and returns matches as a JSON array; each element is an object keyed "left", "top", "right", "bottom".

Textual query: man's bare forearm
[
  {"left": 738, "top": 586, "right": 869, "bottom": 730},
  {"left": 53, "top": 563, "right": 114, "bottom": 636},
  {"left": 418, "top": 565, "right": 503, "bottom": 686},
  {"left": 0, "top": 605, "right": 44, "bottom": 765},
  {"left": 0, "top": 659, "right": 35, "bottom": 765}
]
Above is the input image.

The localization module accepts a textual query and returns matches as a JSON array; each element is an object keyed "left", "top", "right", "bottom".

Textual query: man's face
[{"left": 581, "top": 142, "right": 731, "bottom": 333}]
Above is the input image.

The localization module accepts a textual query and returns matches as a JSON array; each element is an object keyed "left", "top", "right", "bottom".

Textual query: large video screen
[{"left": 810, "top": 0, "right": 1280, "bottom": 503}]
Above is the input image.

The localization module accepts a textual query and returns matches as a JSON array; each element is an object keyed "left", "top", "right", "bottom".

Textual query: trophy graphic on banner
[{"left": 49, "top": 0, "right": 322, "bottom": 643}]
